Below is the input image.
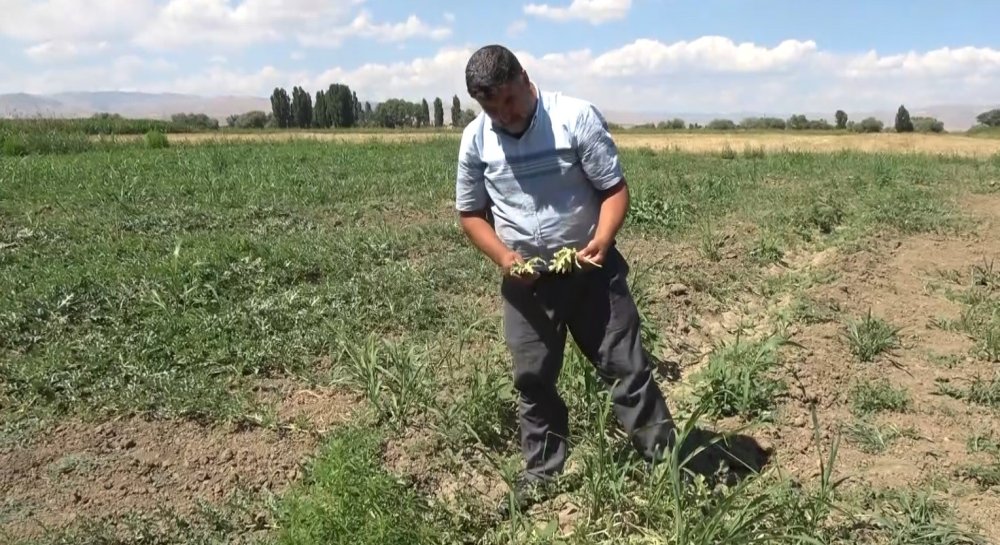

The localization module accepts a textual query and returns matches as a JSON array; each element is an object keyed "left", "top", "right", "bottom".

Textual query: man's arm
[
  {"left": 574, "top": 102, "right": 629, "bottom": 267},
  {"left": 458, "top": 209, "right": 523, "bottom": 275},
  {"left": 577, "top": 178, "right": 628, "bottom": 266}
]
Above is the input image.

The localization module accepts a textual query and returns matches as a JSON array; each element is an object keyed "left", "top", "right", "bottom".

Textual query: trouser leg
[
  {"left": 566, "top": 246, "right": 676, "bottom": 462},
  {"left": 501, "top": 277, "right": 569, "bottom": 480}
]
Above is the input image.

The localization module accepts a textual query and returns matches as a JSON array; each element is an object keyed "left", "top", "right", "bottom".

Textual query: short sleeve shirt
[{"left": 454, "top": 86, "right": 624, "bottom": 263}]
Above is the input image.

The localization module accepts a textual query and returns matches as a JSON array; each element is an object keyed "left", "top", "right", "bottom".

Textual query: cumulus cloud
[
  {"left": 0, "top": 0, "right": 156, "bottom": 42},
  {"left": 524, "top": 0, "right": 631, "bottom": 24},
  {"left": 844, "top": 46, "right": 1000, "bottom": 78},
  {"left": 590, "top": 37, "right": 818, "bottom": 76},
  {"left": 24, "top": 41, "right": 111, "bottom": 63},
  {"left": 298, "top": 10, "right": 451, "bottom": 47},
  {"left": 2, "top": 33, "right": 999, "bottom": 122},
  {"left": 133, "top": 0, "right": 450, "bottom": 49}
]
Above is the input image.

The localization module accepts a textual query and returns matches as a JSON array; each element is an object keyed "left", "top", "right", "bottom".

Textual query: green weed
[
  {"left": 274, "top": 425, "right": 442, "bottom": 545},
  {"left": 850, "top": 379, "right": 911, "bottom": 415},
  {"left": 692, "top": 334, "right": 789, "bottom": 420},
  {"left": 844, "top": 310, "right": 901, "bottom": 362}
]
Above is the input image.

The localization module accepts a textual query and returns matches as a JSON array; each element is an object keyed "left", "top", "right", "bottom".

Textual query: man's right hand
[{"left": 501, "top": 251, "right": 539, "bottom": 283}]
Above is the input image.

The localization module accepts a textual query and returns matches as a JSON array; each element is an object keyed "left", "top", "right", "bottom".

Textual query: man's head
[{"left": 465, "top": 45, "right": 536, "bottom": 134}]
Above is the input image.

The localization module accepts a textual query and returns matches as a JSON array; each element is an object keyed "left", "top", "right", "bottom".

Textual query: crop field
[{"left": 2, "top": 133, "right": 1000, "bottom": 544}]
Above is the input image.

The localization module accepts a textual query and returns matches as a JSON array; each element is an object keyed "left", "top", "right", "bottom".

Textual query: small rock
[
  {"left": 669, "top": 283, "right": 689, "bottom": 296},
  {"left": 220, "top": 449, "right": 234, "bottom": 463},
  {"left": 792, "top": 416, "right": 807, "bottom": 428}
]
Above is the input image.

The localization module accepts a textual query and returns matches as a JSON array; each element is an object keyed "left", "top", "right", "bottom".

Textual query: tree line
[
  {"left": 230, "top": 89, "right": 1000, "bottom": 133},
  {"left": 627, "top": 105, "right": 965, "bottom": 133},
  {"left": 227, "top": 83, "right": 477, "bottom": 129}
]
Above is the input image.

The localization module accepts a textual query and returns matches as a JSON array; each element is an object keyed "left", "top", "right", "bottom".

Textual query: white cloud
[
  {"left": 524, "top": 0, "right": 631, "bottom": 24},
  {"left": 507, "top": 19, "right": 528, "bottom": 37},
  {"left": 311, "top": 47, "right": 471, "bottom": 102},
  {"left": 590, "top": 37, "right": 818, "bottom": 76},
  {"left": 844, "top": 46, "right": 1000, "bottom": 78},
  {"left": 135, "top": 0, "right": 449, "bottom": 50},
  {"left": 0, "top": 0, "right": 156, "bottom": 42},
  {"left": 3, "top": 36, "right": 999, "bottom": 125},
  {"left": 298, "top": 10, "right": 451, "bottom": 47},
  {"left": 24, "top": 40, "right": 110, "bottom": 63},
  {"left": 444, "top": 12, "right": 455, "bottom": 23}
]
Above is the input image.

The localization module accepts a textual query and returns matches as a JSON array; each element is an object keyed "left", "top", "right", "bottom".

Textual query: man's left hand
[{"left": 577, "top": 237, "right": 611, "bottom": 269}]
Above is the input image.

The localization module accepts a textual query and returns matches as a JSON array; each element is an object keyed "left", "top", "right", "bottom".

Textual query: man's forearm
[
  {"left": 593, "top": 179, "right": 629, "bottom": 246},
  {"left": 459, "top": 210, "right": 515, "bottom": 266}
]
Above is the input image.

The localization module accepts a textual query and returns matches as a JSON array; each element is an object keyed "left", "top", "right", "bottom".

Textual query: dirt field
[
  {"left": 3, "top": 139, "right": 1000, "bottom": 543},
  {"left": 128, "top": 130, "right": 1000, "bottom": 157}
]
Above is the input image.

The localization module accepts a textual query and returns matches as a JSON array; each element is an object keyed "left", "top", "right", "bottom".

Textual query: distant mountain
[
  {"left": 0, "top": 91, "right": 270, "bottom": 121},
  {"left": 1, "top": 91, "right": 995, "bottom": 131}
]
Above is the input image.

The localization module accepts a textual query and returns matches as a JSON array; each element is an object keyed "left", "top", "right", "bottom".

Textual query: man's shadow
[{"left": 645, "top": 350, "right": 771, "bottom": 484}]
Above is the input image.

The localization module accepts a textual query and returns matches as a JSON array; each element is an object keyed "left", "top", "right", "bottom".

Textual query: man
[{"left": 454, "top": 45, "right": 677, "bottom": 515}]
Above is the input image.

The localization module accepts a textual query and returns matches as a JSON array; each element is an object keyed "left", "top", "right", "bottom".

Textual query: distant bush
[
  {"left": 227, "top": 111, "right": 271, "bottom": 129},
  {"left": 145, "top": 130, "right": 169, "bottom": 149},
  {"left": 740, "top": 117, "right": 786, "bottom": 130},
  {"left": 912, "top": 116, "right": 945, "bottom": 133},
  {"left": 707, "top": 118, "right": 737, "bottom": 130},
  {"left": 170, "top": 113, "right": 219, "bottom": 130},
  {"left": 656, "top": 118, "right": 686, "bottom": 130},
  {"left": 854, "top": 117, "right": 884, "bottom": 133}
]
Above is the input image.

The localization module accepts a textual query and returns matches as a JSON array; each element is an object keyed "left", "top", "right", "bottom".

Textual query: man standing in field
[{"left": 454, "top": 44, "right": 677, "bottom": 515}]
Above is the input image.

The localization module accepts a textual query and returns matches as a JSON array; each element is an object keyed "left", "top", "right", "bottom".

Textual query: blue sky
[{"left": 1, "top": 0, "right": 998, "bottom": 116}]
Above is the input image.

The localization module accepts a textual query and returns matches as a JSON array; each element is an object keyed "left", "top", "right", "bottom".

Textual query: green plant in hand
[
  {"left": 549, "top": 246, "right": 601, "bottom": 274},
  {"left": 510, "top": 257, "right": 544, "bottom": 277}
]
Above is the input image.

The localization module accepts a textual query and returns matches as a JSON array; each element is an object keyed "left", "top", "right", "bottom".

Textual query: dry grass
[{"left": 100, "top": 130, "right": 1000, "bottom": 157}]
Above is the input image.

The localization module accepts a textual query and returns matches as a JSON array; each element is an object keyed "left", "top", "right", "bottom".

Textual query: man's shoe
[{"left": 496, "top": 474, "right": 554, "bottom": 519}]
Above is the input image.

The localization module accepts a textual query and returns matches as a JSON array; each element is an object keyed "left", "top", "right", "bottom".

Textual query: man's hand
[
  {"left": 501, "top": 251, "right": 540, "bottom": 283},
  {"left": 577, "top": 237, "right": 611, "bottom": 268}
]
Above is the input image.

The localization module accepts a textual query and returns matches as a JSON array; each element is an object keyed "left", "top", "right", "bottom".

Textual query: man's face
[{"left": 475, "top": 72, "right": 536, "bottom": 134}]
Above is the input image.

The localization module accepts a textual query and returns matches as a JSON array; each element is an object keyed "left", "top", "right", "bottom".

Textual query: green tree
[
  {"left": 269, "top": 87, "right": 293, "bottom": 128},
  {"left": 451, "top": 95, "right": 462, "bottom": 127},
  {"left": 291, "top": 86, "right": 313, "bottom": 129},
  {"left": 326, "top": 84, "right": 356, "bottom": 128},
  {"left": 894, "top": 104, "right": 914, "bottom": 132},
  {"left": 314, "top": 90, "right": 329, "bottom": 128},
  {"left": 353, "top": 91, "right": 362, "bottom": 126},
  {"left": 433, "top": 97, "right": 444, "bottom": 127},
  {"left": 835, "top": 110, "right": 848, "bottom": 130},
  {"left": 419, "top": 99, "right": 430, "bottom": 127},
  {"left": 976, "top": 109, "right": 1000, "bottom": 127}
]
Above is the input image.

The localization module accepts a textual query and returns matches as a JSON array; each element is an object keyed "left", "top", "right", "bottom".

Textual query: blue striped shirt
[{"left": 455, "top": 87, "right": 624, "bottom": 264}]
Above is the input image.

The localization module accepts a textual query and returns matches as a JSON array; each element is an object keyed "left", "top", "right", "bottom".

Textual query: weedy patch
[
  {"left": 850, "top": 378, "right": 911, "bottom": 415},
  {"left": 691, "top": 334, "right": 791, "bottom": 420},
  {"left": 844, "top": 310, "right": 901, "bottom": 362},
  {"left": 844, "top": 419, "right": 919, "bottom": 454}
]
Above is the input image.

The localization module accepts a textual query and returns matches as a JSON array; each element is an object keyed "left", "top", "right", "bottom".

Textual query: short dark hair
[{"left": 465, "top": 45, "right": 523, "bottom": 100}]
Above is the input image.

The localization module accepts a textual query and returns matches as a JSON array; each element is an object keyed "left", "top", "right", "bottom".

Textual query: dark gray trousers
[{"left": 500, "top": 246, "right": 676, "bottom": 480}]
